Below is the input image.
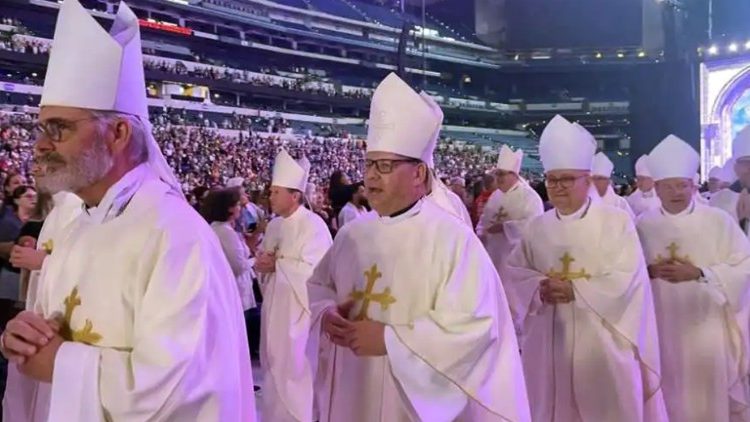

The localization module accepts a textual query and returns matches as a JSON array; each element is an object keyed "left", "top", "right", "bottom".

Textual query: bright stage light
[
  {"left": 708, "top": 45, "right": 719, "bottom": 55},
  {"left": 729, "top": 43, "right": 739, "bottom": 52},
  {"left": 745, "top": 41, "right": 750, "bottom": 50},
  {"left": 637, "top": 51, "right": 646, "bottom": 58}
]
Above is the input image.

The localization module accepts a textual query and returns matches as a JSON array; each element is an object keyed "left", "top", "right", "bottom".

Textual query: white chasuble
[
  {"left": 25, "top": 165, "right": 256, "bottom": 421},
  {"left": 627, "top": 189, "right": 661, "bottom": 217},
  {"left": 476, "top": 182, "right": 543, "bottom": 325},
  {"left": 711, "top": 189, "right": 750, "bottom": 237},
  {"left": 637, "top": 203, "right": 750, "bottom": 422},
  {"left": 506, "top": 200, "right": 667, "bottom": 422},
  {"left": 308, "top": 199, "right": 530, "bottom": 422},
  {"left": 258, "top": 206, "right": 332, "bottom": 422}
]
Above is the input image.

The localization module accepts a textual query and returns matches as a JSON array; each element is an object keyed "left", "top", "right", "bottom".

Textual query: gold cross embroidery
[
  {"left": 41, "top": 239, "right": 53, "bottom": 254},
  {"left": 654, "top": 242, "right": 691, "bottom": 265},
  {"left": 349, "top": 264, "right": 396, "bottom": 321},
  {"left": 493, "top": 207, "right": 509, "bottom": 224},
  {"left": 60, "top": 287, "right": 102, "bottom": 345},
  {"left": 547, "top": 252, "right": 591, "bottom": 281}
]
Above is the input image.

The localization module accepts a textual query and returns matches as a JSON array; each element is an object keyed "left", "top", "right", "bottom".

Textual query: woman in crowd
[
  {"left": 201, "top": 188, "right": 260, "bottom": 362},
  {"left": 0, "top": 185, "right": 36, "bottom": 311}
]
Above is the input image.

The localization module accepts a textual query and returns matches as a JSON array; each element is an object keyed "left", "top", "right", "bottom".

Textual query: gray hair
[{"left": 89, "top": 110, "right": 149, "bottom": 166}]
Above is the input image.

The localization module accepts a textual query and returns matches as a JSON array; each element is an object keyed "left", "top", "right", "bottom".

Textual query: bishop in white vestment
[
  {"left": 711, "top": 126, "right": 750, "bottom": 237},
  {"left": 591, "top": 152, "right": 636, "bottom": 218},
  {"left": 703, "top": 163, "right": 734, "bottom": 201},
  {"left": 255, "top": 150, "right": 332, "bottom": 422},
  {"left": 627, "top": 154, "right": 660, "bottom": 216},
  {"left": 507, "top": 115, "right": 667, "bottom": 422},
  {"left": 637, "top": 134, "right": 750, "bottom": 422},
  {"left": 476, "top": 145, "right": 543, "bottom": 324},
  {"left": 308, "top": 73, "right": 530, "bottom": 422},
  {"left": 0, "top": 2, "right": 256, "bottom": 420}
]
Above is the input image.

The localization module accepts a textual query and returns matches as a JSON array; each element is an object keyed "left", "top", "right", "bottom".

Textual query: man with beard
[
  {"left": 337, "top": 182, "right": 369, "bottom": 229},
  {"left": 0, "top": 1, "right": 256, "bottom": 420}
]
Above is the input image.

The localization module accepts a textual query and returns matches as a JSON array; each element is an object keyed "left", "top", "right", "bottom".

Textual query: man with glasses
[
  {"left": 0, "top": 1, "right": 255, "bottom": 420},
  {"left": 308, "top": 73, "right": 530, "bottom": 422},
  {"left": 711, "top": 126, "right": 750, "bottom": 237},
  {"left": 476, "top": 145, "right": 543, "bottom": 327},
  {"left": 637, "top": 135, "right": 750, "bottom": 421},
  {"left": 591, "top": 152, "right": 635, "bottom": 218},
  {"left": 507, "top": 115, "right": 666, "bottom": 422},
  {"left": 627, "top": 154, "right": 661, "bottom": 216}
]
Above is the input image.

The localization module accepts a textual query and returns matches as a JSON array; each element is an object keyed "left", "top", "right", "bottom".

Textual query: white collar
[
  {"left": 556, "top": 198, "right": 592, "bottom": 221},
  {"left": 660, "top": 200, "right": 695, "bottom": 218},
  {"left": 82, "top": 164, "right": 149, "bottom": 225}
]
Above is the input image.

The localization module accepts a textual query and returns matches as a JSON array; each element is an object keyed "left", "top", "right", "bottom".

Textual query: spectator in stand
[
  {"left": 337, "top": 182, "right": 368, "bottom": 229},
  {"left": 471, "top": 173, "right": 497, "bottom": 226}
]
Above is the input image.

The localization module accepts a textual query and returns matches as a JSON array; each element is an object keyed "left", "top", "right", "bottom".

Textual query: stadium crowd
[{"left": 0, "top": 111, "right": 551, "bottom": 226}]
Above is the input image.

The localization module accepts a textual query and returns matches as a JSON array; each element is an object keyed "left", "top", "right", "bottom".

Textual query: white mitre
[
  {"left": 41, "top": 0, "right": 181, "bottom": 195},
  {"left": 591, "top": 152, "right": 614, "bottom": 178},
  {"left": 496, "top": 145, "right": 523, "bottom": 174},
  {"left": 539, "top": 115, "right": 596, "bottom": 172},
  {"left": 733, "top": 125, "right": 750, "bottom": 159},
  {"left": 635, "top": 155, "right": 651, "bottom": 178},
  {"left": 272, "top": 149, "right": 309, "bottom": 191},
  {"left": 366, "top": 73, "right": 442, "bottom": 167},
  {"left": 721, "top": 159, "right": 737, "bottom": 183},
  {"left": 647, "top": 134, "right": 699, "bottom": 180},
  {"left": 226, "top": 177, "right": 244, "bottom": 188}
]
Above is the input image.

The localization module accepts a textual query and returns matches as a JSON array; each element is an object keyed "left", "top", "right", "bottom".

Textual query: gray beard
[{"left": 35, "top": 142, "right": 113, "bottom": 195}]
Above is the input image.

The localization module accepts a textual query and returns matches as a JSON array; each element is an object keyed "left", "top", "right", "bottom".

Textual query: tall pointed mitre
[
  {"left": 733, "top": 125, "right": 750, "bottom": 159},
  {"left": 647, "top": 135, "right": 699, "bottom": 180},
  {"left": 721, "top": 158, "right": 737, "bottom": 183},
  {"left": 366, "top": 73, "right": 442, "bottom": 167},
  {"left": 591, "top": 152, "right": 614, "bottom": 178},
  {"left": 272, "top": 149, "right": 308, "bottom": 191},
  {"left": 539, "top": 115, "right": 596, "bottom": 172},
  {"left": 708, "top": 166, "right": 726, "bottom": 182},
  {"left": 635, "top": 155, "right": 651, "bottom": 178},
  {"left": 41, "top": 0, "right": 183, "bottom": 196},
  {"left": 496, "top": 145, "right": 523, "bottom": 174},
  {"left": 42, "top": 0, "right": 147, "bottom": 118}
]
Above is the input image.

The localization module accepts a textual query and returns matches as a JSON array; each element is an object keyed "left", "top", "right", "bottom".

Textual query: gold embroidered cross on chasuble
[
  {"left": 41, "top": 239, "right": 54, "bottom": 254},
  {"left": 547, "top": 252, "right": 591, "bottom": 281},
  {"left": 350, "top": 264, "right": 396, "bottom": 321},
  {"left": 494, "top": 207, "right": 509, "bottom": 224},
  {"left": 60, "top": 287, "right": 102, "bottom": 345},
  {"left": 654, "top": 242, "right": 692, "bottom": 265}
]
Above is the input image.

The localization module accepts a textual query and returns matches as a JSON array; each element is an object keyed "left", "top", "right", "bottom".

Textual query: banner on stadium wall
[{"left": 138, "top": 19, "right": 192, "bottom": 36}]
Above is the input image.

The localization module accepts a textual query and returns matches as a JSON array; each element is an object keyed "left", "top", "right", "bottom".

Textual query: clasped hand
[
  {"left": 540, "top": 277, "right": 574, "bottom": 304},
  {"left": 0, "top": 311, "right": 64, "bottom": 383},
  {"left": 648, "top": 257, "right": 701, "bottom": 283},
  {"left": 322, "top": 301, "right": 386, "bottom": 357},
  {"left": 254, "top": 251, "right": 276, "bottom": 274}
]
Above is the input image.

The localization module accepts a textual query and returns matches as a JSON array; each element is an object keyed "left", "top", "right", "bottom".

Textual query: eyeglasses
[
  {"left": 545, "top": 175, "right": 587, "bottom": 188},
  {"left": 32, "top": 117, "right": 100, "bottom": 144},
  {"left": 364, "top": 158, "right": 421, "bottom": 174}
]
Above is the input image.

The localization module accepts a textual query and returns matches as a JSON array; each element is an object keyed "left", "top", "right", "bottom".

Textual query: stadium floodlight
[
  {"left": 745, "top": 41, "right": 750, "bottom": 50},
  {"left": 708, "top": 45, "right": 719, "bottom": 55},
  {"left": 729, "top": 43, "right": 739, "bottom": 52}
]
